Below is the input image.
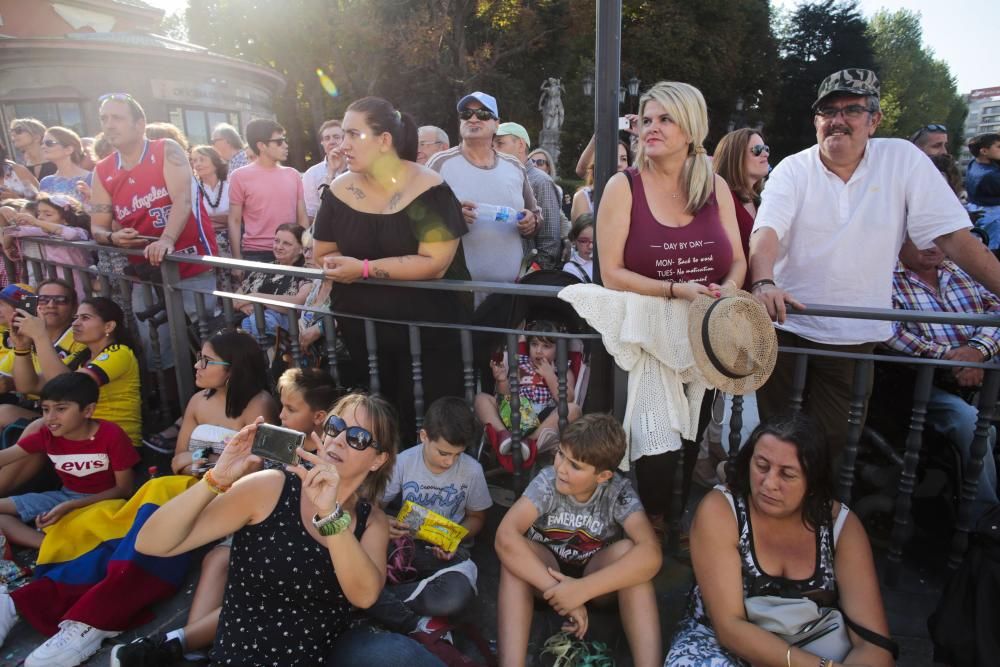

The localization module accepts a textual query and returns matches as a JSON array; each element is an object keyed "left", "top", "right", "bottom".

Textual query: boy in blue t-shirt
[
  {"left": 0, "top": 373, "right": 137, "bottom": 549},
  {"left": 495, "top": 413, "right": 662, "bottom": 667},
  {"left": 373, "top": 396, "right": 492, "bottom": 638}
]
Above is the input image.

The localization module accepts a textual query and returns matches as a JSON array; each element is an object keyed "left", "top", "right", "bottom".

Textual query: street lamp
[
  {"left": 627, "top": 76, "right": 641, "bottom": 98},
  {"left": 618, "top": 86, "right": 626, "bottom": 104},
  {"left": 582, "top": 72, "right": 594, "bottom": 97}
]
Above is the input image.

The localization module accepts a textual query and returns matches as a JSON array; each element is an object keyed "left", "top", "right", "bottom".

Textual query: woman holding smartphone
[{"left": 136, "top": 392, "right": 398, "bottom": 666}]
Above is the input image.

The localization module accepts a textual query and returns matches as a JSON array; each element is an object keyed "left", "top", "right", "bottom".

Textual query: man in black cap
[{"left": 748, "top": 67, "right": 1000, "bottom": 459}]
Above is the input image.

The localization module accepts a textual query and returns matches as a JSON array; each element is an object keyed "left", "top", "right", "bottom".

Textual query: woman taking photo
[
  {"left": 136, "top": 392, "right": 398, "bottom": 667},
  {"left": 37, "top": 126, "right": 92, "bottom": 199},
  {"left": 312, "top": 96, "right": 470, "bottom": 440},
  {"left": 666, "top": 414, "right": 894, "bottom": 667},
  {"left": 712, "top": 129, "right": 770, "bottom": 290},
  {"left": 596, "top": 80, "right": 746, "bottom": 536},
  {"left": 571, "top": 141, "right": 631, "bottom": 222},
  {"left": 233, "top": 222, "right": 312, "bottom": 342}
]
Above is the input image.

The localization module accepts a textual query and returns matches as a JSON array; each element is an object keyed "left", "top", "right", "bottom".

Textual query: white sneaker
[
  {"left": 25, "top": 620, "right": 119, "bottom": 666},
  {"left": 0, "top": 587, "right": 17, "bottom": 646}
]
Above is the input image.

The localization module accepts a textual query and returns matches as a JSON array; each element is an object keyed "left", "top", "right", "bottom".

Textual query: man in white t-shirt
[
  {"left": 426, "top": 91, "right": 540, "bottom": 287},
  {"left": 749, "top": 68, "right": 1000, "bottom": 458},
  {"left": 301, "top": 119, "right": 345, "bottom": 219}
]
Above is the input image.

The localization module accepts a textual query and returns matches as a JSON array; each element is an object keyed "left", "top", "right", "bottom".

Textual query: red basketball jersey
[{"left": 95, "top": 139, "right": 216, "bottom": 279}]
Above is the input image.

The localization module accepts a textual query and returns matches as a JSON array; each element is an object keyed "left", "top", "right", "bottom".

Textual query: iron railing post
[
  {"left": 161, "top": 259, "right": 195, "bottom": 403},
  {"left": 837, "top": 359, "right": 872, "bottom": 504}
]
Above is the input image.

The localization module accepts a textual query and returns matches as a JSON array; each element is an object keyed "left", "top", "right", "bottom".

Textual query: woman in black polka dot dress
[{"left": 136, "top": 393, "right": 398, "bottom": 666}]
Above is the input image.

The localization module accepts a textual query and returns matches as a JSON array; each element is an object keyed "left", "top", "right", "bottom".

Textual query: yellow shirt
[
  {"left": 0, "top": 327, "right": 86, "bottom": 377},
  {"left": 71, "top": 344, "right": 143, "bottom": 447}
]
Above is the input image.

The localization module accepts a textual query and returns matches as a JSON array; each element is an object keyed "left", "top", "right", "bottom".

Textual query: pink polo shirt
[{"left": 228, "top": 162, "right": 303, "bottom": 251}]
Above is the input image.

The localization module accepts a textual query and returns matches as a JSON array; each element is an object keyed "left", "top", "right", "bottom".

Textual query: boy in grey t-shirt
[
  {"left": 370, "top": 397, "right": 492, "bottom": 638},
  {"left": 495, "top": 414, "right": 663, "bottom": 666}
]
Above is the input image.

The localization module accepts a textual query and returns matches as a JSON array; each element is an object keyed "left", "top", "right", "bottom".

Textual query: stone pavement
[{"left": 0, "top": 484, "right": 939, "bottom": 666}]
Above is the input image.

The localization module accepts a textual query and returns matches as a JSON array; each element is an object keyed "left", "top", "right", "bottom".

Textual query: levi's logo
[{"left": 48, "top": 453, "right": 110, "bottom": 476}]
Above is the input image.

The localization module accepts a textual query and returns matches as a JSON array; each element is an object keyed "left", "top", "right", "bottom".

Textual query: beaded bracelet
[{"left": 203, "top": 468, "right": 230, "bottom": 495}]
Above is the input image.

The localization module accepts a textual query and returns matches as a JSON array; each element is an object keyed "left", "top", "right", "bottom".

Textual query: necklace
[{"left": 198, "top": 178, "right": 225, "bottom": 209}]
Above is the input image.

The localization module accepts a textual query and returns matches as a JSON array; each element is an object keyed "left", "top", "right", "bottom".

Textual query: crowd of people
[{"left": 0, "top": 62, "right": 993, "bottom": 667}]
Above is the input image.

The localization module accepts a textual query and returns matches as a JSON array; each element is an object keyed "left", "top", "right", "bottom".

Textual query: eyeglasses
[
  {"left": 814, "top": 105, "right": 873, "bottom": 120},
  {"left": 531, "top": 158, "right": 549, "bottom": 167},
  {"left": 575, "top": 237, "right": 594, "bottom": 245},
  {"left": 42, "top": 139, "right": 62, "bottom": 148},
  {"left": 323, "top": 414, "right": 380, "bottom": 452},
  {"left": 37, "top": 295, "right": 71, "bottom": 305},
  {"left": 750, "top": 144, "right": 770, "bottom": 157},
  {"left": 418, "top": 140, "right": 443, "bottom": 147},
  {"left": 265, "top": 137, "right": 288, "bottom": 146},
  {"left": 195, "top": 354, "right": 231, "bottom": 369},
  {"left": 459, "top": 109, "right": 496, "bottom": 122}
]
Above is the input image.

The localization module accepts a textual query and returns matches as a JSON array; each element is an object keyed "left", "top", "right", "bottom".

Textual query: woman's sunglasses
[
  {"left": 530, "top": 158, "right": 549, "bottom": 167},
  {"left": 42, "top": 139, "right": 62, "bottom": 148},
  {"left": 324, "top": 414, "right": 379, "bottom": 452},
  {"left": 750, "top": 144, "right": 770, "bottom": 157},
  {"left": 459, "top": 109, "right": 496, "bottom": 122}
]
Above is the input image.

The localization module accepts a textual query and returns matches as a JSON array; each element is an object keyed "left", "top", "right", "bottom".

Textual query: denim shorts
[{"left": 11, "top": 487, "right": 91, "bottom": 522}]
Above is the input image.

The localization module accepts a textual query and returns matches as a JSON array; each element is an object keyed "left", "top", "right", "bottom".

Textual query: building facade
[
  {"left": 960, "top": 86, "right": 1000, "bottom": 164},
  {"left": 0, "top": 0, "right": 284, "bottom": 149}
]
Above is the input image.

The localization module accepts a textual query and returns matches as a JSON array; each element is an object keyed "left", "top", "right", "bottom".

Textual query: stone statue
[{"left": 539, "top": 77, "right": 564, "bottom": 131}]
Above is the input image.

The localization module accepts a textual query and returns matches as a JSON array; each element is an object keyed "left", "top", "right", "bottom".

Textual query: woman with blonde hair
[
  {"left": 596, "top": 80, "right": 745, "bottom": 538},
  {"left": 712, "top": 128, "right": 770, "bottom": 289}
]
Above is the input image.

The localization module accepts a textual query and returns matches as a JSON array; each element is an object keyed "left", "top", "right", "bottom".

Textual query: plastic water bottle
[{"left": 494, "top": 206, "right": 517, "bottom": 223}]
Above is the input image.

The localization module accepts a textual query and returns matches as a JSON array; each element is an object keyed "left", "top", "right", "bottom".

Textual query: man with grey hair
[
  {"left": 211, "top": 122, "right": 251, "bottom": 171},
  {"left": 416, "top": 125, "right": 449, "bottom": 165},
  {"left": 749, "top": 67, "right": 1000, "bottom": 458}
]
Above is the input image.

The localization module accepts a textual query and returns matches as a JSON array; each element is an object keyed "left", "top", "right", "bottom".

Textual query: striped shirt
[{"left": 885, "top": 259, "right": 1000, "bottom": 360}]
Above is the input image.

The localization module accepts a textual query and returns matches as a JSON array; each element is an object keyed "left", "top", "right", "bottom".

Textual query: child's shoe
[{"left": 110, "top": 632, "right": 184, "bottom": 666}]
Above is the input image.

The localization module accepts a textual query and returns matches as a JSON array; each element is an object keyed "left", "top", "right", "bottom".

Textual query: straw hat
[{"left": 687, "top": 290, "right": 777, "bottom": 395}]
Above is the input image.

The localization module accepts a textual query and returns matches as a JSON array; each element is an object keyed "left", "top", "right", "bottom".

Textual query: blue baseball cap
[
  {"left": 0, "top": 283, "right": 34, "bottom": 308},
  {"left": 456, "top": 92, "right": 499, "bottom": 118}
]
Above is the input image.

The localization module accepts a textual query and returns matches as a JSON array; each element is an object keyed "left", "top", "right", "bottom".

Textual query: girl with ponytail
[
  {"left": 311, "top": 96, "right": 471, "bottom": 439},
  {"left": 594, "top": 80, "right": 746, "bottom": 539}
]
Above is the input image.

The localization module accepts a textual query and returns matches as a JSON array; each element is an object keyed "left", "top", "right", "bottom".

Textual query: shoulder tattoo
[
  {"left": 347, "top": 183, "right": 366, "bottom": 200},
  {"left": 164, "top": 140, "right": 188, "bottom": 167},
  {"left": 387, "top": 192, "right": 402, "bottom": 211}
]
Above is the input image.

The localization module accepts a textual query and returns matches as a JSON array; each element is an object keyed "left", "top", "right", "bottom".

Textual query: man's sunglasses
[
  {"left": 37, "top": 295, "right": 71, "bottom": 305},
  {"left": 324, "top": 414, "right": 379, "bottom": 452},
  {"left": 909, "top": 123, "right": 948, "bottom": 143},
  {"left": 265, "top": 137, "right": 288, "bottom": 146},
  {"left": 814, "top": 105, "right": 874, "bottom": 119},
  {"left": 459, "top": 109, "right": 496, "bottom": 122},
  {"left": 750, "top": 144, "right": 770, "bottom": 157},
  {"left": 99, "top": 92, "right": 138, "bottom": 104}
]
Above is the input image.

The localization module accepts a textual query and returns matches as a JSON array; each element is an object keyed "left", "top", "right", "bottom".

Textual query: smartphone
[
  {"left": 491, "top": 349, "right": 505, "bottom": 365},
  {"left": 20, "top": 295, "right": 38, "bottom": 317},
  {"left": 251, "top": 424, "right": 306, "bottom": 466},
  {"left": 618, "top": 116, "right": 630, "bottom": 131}
]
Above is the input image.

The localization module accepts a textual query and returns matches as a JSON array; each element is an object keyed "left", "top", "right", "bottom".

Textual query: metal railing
[{"left": 10, "top": 237, "right": 1000, "bottom": 582}]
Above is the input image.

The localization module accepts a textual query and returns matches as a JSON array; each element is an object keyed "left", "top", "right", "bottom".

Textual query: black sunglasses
[
  {"left": 99, "top": 92, "right": 137, "bottom": 104},
  {"left": 923, "top": 123, "right": 947, "bottom": 133},
  {"left": 750, "top": 144, "right": 770, "bottom": 157},
  {"left": 265, "top": 137, "right": 288, "bottom": 146},
  {"left": 42, "top": 139, "right": 62, "bottom": 148},
  {"left": 459, "top": 109, "right": 496, "bottom": 122},
  {"left": 324, "top": 414, "right": 379, "bottom": 452},
  {"left": 37, "top": 295, "right": 71, "bottom": 305}
]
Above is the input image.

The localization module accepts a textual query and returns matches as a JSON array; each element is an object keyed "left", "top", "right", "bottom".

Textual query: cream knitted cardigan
[{"left": 559, "top": 283, "right": 709, "bottom": 470}]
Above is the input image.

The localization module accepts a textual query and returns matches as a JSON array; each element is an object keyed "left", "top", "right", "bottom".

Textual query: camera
[{"left": 251, "top": 424, "right": 306, "bottom": 466}]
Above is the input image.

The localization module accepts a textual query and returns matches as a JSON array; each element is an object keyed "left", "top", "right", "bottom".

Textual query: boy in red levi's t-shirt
[{"left": 0, "top": 373, "right": 137, "bottom": 548}]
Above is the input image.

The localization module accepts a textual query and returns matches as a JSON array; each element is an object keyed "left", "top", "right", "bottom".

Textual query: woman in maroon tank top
[
  {"left": 596, "top": 81, "right": 746, "bottom": 539},
  {"left": 713, "top": 129, "right": 771, "bottom": 291}
]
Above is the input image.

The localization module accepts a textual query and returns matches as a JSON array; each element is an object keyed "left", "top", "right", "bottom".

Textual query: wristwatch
[{"left": 312, "top": 504, "right": 351, "bottom": 537}]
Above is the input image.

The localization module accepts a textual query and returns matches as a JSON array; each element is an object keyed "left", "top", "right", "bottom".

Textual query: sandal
[{"left": 486, "top": 425, "right": 536, "bottom": 473}]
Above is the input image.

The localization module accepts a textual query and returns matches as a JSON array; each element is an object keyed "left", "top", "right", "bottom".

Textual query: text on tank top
[
  {"left": 622, "top": 167, "right": 733, "bottom": 285},
  {"left": 94, "top": 139, "right": 216, "bottom": 278}
]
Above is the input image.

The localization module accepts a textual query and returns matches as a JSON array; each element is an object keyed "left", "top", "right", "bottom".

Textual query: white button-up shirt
[{"left": 753, "top": 138, "right": 970, "bottom": 344}]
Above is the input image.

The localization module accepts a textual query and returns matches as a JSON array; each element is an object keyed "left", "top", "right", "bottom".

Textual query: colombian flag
[{"left": 11, "top": 475, "right": 197, "bottom": 636}]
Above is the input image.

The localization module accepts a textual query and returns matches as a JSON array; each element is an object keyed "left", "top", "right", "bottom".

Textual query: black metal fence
[{"left": 10, "top": 237, "right": 1000, "bottom": 581}]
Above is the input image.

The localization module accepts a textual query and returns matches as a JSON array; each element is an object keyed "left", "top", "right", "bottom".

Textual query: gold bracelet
[
  {"left": 203, "top": 468, "right": 230, "bottom": 494},
  {"left": 785, "top": 646, "right": 792, "bottom": 667}
]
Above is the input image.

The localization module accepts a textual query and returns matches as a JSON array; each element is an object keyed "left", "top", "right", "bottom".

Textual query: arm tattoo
[
  {"left": 387, "top": 192, "right": 402, "bottom": 211},
  {"left": 164, "top": 140, "right": 188, "bottom": 167},
  {"left": 372, "top": 267, "right": 390, "bottom": 279},
  {"left": 347, "top": 183, "right": 366, "bottom": 200},
  {"left": 91, "top": 203, "right": 113, "bottom": 214}
]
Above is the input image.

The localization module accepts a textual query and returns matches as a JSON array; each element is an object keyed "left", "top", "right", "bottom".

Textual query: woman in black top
[
  {"left": 312, "top": 96, "right": 470, "bottom": 440},
  {"left": 136, "top": 392, "right": 397, "bottom": 667}
]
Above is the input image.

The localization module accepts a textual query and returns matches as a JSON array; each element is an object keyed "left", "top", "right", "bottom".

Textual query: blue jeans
[
  {"left": 927, "top": 386, "right": 998, "bottom": 505},
  {"left": 329, "top": 626, "right": 444, "bottom": 667},
  {"left": 240, "top": 309, "right": 288, "bottom": 341}
]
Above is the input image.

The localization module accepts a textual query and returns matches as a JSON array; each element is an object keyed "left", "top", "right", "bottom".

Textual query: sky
[{"left": 144, "top": 0, "right": 997, "bottom": 94}]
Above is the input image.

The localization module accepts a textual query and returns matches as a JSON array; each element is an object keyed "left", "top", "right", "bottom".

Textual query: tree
[
  {"left": 867, "top": 9, "right": 967, "bottom": 150},
  {"left": 768, "top": 0, "right": 875, "bottom": 161}
]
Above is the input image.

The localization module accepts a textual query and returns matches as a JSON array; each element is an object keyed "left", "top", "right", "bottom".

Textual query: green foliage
[{"left": 867, "top": 9, "right": 967, "bottom": 151}]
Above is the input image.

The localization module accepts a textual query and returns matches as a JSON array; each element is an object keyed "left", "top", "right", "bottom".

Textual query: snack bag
[{"left": 396, "top": 500, "right": 469, "bottom": 553}]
